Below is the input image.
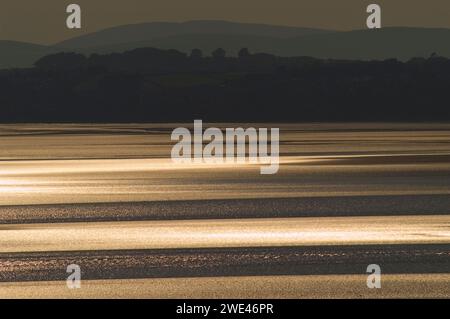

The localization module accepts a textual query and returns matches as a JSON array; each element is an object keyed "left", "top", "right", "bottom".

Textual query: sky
[{"left": 1, "top": 0, "right": 449, "bottom": 44}]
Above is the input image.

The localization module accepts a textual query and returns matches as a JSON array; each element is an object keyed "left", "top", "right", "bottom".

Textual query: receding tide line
[{"left": 0, "top": 215, "right": 449, "bottom": 253}]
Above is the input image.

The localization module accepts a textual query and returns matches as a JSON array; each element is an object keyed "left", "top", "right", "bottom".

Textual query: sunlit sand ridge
[{"left": 1, "top": 215, "right": 449, "bottom": 253}]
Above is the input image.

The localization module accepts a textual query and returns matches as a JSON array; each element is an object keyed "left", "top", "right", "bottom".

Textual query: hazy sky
[{"left": 1, "top": 0, "right": 449, "bottom": 44}]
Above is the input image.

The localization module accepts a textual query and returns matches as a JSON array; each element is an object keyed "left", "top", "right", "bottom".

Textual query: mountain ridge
[
  {"left": 56, "top": 20, "right": 330, "bottom": 48},
  {"left": 1, "top": 21, "right": 450, "bottom": 69}
]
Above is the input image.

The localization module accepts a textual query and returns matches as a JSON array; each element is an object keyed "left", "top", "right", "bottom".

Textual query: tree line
[{"left": 0, "top": 47, "right": 449, "bottom": 123}]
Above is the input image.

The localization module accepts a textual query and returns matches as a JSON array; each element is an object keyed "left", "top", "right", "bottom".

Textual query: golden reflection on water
[
  {"left": 1, "top": 124, "right": 450, "bottom": 206},
  {"left": 1, "top": 215, "right": 449, "bottom": 253}
]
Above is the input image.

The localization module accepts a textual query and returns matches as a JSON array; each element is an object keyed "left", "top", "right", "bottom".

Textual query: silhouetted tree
[
  {"left": 238, "top": 48, "right": 250, "bottom": 59},
  {"left": 212, "top": 48, "right": 226, "bottom": 59},
  {"left": 190, "top": 48, "right": 203, "bottom": 59},
  {"left": 430, "top": 52, "right": 438, "bottom": 59},
  {"left": 35, "top": 52, "right": 87, "bottom": 69},
  {"left": 1, "top": 46, "right": 449, "bottom": 123}
]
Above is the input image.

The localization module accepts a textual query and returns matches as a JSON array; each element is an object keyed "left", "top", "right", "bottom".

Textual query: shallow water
[
  {"left": 1, "top": 123, "right": 450, "bottom": 206},
  {"left": 1, "top": 215, "right": 449, "bottom": 253},
  {"left": 0, "top": 123, "right": 449, "bottom": 297}
]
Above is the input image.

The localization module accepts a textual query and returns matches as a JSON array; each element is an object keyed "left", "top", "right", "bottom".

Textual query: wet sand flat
[
  {"left": 1, "top": 124, "right": 449, "bottom": 298},
  {"left": 1, "top": 194, "right": 450, "bottom": 224},
  {"left": 1, "top": 244, "right": 448, "bottom": 282},
  {"left": 2, "top": 274, "right": 449, "bottom": 299}
]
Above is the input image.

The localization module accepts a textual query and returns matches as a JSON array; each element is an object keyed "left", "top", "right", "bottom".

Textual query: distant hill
[
  {"left": 1, "top": 21, "right": 450, "bottom": 69},
  {"left": 74, "top": 27, "right": 450, "bottom": 61},
  {"left": 76, "top": 34, "right": 287, "bottom": 56},
  {"left": 281, "top": 27, "right": 450, "bottom": 60},
  {"left": 56, "top": 20, "right": 329, "bottom": 48},
  {"left": 0, "top": 41, "right": 56, "bottom": 69}
]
